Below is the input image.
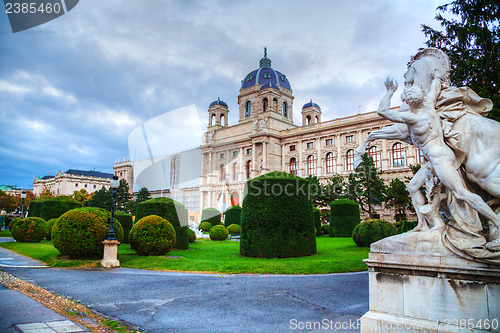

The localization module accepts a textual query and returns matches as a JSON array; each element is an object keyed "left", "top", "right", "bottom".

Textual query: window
[
  {"left": 246, "top": 148, "right": 252, "bottom": 155},
  {"left": 283, "top": 102, "right": 288, "bottom": 117},
  {"left": 220, "top": 153, "right": 225, "bottom": 159},
  {"left": 233, "top": 163, "right": 238, "bottom": 181},
  {"left": 289, "top": 145, "right": 295, "bottom": 152},
  {"left": 417, "top": 148, "right": 426, "bottom": 164},
  {"left": 368, "top": 146, "right": 381, "bottom": 168},
  {"left": 306, "top": 115, "right": 311, "bottom": 125},
  {"left": 325, "top": 152, "right": 334, "bottom": 174},
  {"left": 94, "top": 185, "right": 96, "bottom": 188},
  {"left": 392, "top": 143, "right": 406, "bottom": 167},
  {"left": 75, "top": 183, "right": 78, "bottom": 187},
  {"left": 233, "top": 151, "right": 238, "bottom": 158},
  {"left": 245, "top": 101, "right": 252, "bottom": 117},
  {"left": 246, "top": 160, "right": 252, "bottom": 179},
  {"left": 345, "top": 150, "right": 355, "bottom": 171},
  {"left": 263, "top": 98, "right": 268, "bottom": 112},
  {"left": 325, "top": 139, "right": 333, "bottom": 146},
  {"left": 307, "top": 155, "right": 316, "bottom": 175},
  {"left": 307, "top": 142, "right": 314, "bottom": 149},
  {"left": 346, "top": 135, "right": 353, "bottom": 143},
  {"left": 219, "top": 164, "right": 225, "bottom": 182},
  {"left": 289, "top": 158, "right": 298, "bottom": 175},
  {"left": 84, "top": 184, "right": 87, "bottom": 188}
]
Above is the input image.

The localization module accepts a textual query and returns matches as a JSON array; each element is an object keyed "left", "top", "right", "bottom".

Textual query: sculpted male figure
[{"left": 377, "top": 76, "right": 500, "bottom": 239}]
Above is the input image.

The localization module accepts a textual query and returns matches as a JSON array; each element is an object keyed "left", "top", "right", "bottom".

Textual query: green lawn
[
  {"left": 0, "top": 230, "right": 12, "bottom": 238},
  {"left": 0, "top": 237, "right": 369, "bottom": 274}
]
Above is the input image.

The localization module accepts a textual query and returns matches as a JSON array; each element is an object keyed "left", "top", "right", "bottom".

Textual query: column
[
  {"left": 263, "top": 141, "right": 268, "bottom": 171},
  {"left": 252, "top": 142, "right": 257, "bottom": 178},
  {"left": 208, "top": 152, "right": 213, "bottom": 182},
  {"left": 281, "top": 144, "right": 285, "bottom": 172},
  {"left": 239, "top": 147, "right": 244, "bottom": 181},
  {"left": 316, "top": 137, "right": 322, "bottom": 176},
  {"left": 298, "top": 140, "right": 303, "bottom": 177},
  {"left": 382, "top": 141, "right": 389, "bottom": 170},
  {"left": 336, "top": 135, "right": 343, "bottom": 173}
]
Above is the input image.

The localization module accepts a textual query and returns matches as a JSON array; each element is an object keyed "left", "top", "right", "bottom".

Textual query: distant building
[
  {"left": 0, "top": 185, "right": 32, "bottom": 197},
  {"left": 33, "top": 169, "right": 114, "bottom": 196}
]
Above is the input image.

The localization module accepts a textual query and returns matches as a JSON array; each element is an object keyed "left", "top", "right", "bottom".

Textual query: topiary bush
[
  {"left": 199, "top": 222, "right": 212, "bottom": 232},
  {"left": 45, "top": 218, "right": 58, "bottom": 240},
  {"left": 27, "top": 199, "right": 47, "bottom": 218},
  {"left": 135, "top": 197, "right": 189, "bottom": 250},
  {"left": 240, "top": 171, "right": 317, "bottom": 258},
  {"left": 187, "top": 228, "right": 196, "bottom": 243},
  {"left": 8, "top": 217, "right": 21, "bottom": 232},
  {"left": 201, "top": 208, "right": 221, "bottom": 226},
  {"left": 129, "top": 215, "right": 176, "bottom": 255},
  {"left": 11, "top": 217, "right": 47, "bottom": 243},
  {"left": 227, "top": 224, "right": 241, "bottom": 235},
  {"left": 329, "top": 199, "right": 361, "bottom": 237},
  {"left": 401, "top": 220, "right": 418, "bottom": 233},
  {"left": 352, "top": 219, "right": 399, "bottom": 247},
  {"left": 52, "top": 207, "right": 123, "bottom": 259},
  {"left": 40, "top": 196, "right": 83, "bottom": 221},
  {"left": 312, "top": 207, "right": 322, "bottom": 236},
  {"left": 114, "top": 211, "right": 133, "bottom": 243},
  {"left": 224, "top": 205, "right": 242, "bottom": 227},
  {"left": 209, "top": 225, "right": 229, "bottom": 241}
]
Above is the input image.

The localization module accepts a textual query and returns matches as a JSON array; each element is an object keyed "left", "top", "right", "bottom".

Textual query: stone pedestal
[
  {"left": 360, "top": 231, "right": 500, "bottom": 333},
  {"left": 101, "top": 239, "right": 120, "bottom": 268}
]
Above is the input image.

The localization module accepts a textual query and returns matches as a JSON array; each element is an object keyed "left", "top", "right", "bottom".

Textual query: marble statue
[{"left": 355, "top": 48, "right": 500, "bottom": 264}]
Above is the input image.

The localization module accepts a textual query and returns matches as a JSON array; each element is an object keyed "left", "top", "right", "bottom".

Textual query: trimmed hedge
[
  {"left": 40, "top": 196, "right": 83, "bottom": 221},
  {"left": 114, "top": 211, "right": 133, "bottom": 243},
  {"left": 201, "top": 208, "right": 221, "bottom": 226},
  {"left": 209, "top": 225, "right": 229, "bottom": 241},
  {"left": 401, "top": 220, "right": 418, "bottom": 233},
  {"left": 227, "top": 224, "right": 241, "bottom": 235},
  {"left": 52, "top": 207, "right": 123, "bottom": 259},
  {"left": 27, "top": 199, "right": 48, "bottom": 218},
  {"left": 135, "top": 197, "right": 189, "bottom": 250},
  {"left": 329, "top": 199, "right": 360, "bottom": 237},
  {"left": 45, "top": 218, "right": 58, "bottom": 240},
  {"left": 129, "top": 215, "right": 176, "bottom": 255},
  {"left": 188, "top": 228, "right": 196, "bottom": 243},
  {"left": 312, "top": 207, "right": 322, "bottom": 236},
  {"left": 199, "top": 222, "right": 212, "bottom": 232},
  {"left": 11, "top": 217, "right": 46, "bottom": 243},
  {"left": 352, "top": 219, "right": 398, "bottom": 247},
  {"left": 224, "top": 205, "right": 242, "bottom": 227},
  {"left": 240, "top": 171, "right": 317, "bottom": 258}
]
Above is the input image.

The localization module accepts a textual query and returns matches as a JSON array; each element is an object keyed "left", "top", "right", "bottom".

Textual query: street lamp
[
  {"left": 20, "top": 191, "right": 26, "bottom": 218},
  {"left": 106, "top": 176, "right": 120, "bottom": 240}
]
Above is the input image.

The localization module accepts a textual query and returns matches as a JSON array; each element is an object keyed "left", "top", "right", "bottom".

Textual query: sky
[{"left": 0, "top": 0, "right": 450, "bottom": 189}]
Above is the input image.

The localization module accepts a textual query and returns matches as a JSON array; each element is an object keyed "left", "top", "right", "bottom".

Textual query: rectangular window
[
  {"left": 94, "top": 185, "right": 97, "bottom": 188},
  {"left": 233, "top": 151, "right": 238, "bottom": 157},
  {"left": 84, "top": 184, "right": 87, "bottom": 188},
  {"left": 307, "top": 142, "right": 314, "bottom": 149},
  {"left": 246, "top": 148, "right": 252, "bottom": 155},
  {"left": 289, "top": 145, "right": 296, "bottom": 152},
  {"left": 346, "top": 135, "right": 353, "bottom": 143},
  {"left": 220, "top": 153, "right": 225, "bottom": 159},
  {"left": 75, "top": 183, "right": 78, "bottom": 187},
  {"left": 325, "top": 139, "right": 333, "bottom": 146}
]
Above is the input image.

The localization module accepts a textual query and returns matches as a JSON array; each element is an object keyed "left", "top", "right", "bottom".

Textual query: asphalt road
[{"left": 1, "top": 267, "right": 368, "bottom": 332}]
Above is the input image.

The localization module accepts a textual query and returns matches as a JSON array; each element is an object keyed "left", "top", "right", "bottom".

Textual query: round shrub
[
  {"left": 135, "top": 197, "right": 189, "bottom": 250},
  {"left": 188, "top": 228, "right": 196, "bottom": 243},
  {"left": 312, "top": 207, "right": 322, "bottom": 236},
  {"left": 52, "top": 207, "right": 123, "bottom": 259},
  {"left": 201, "top": 208, "right": 221, "bottom": 226},
  {"left": 240, "top": 171, "right": 317, "bottom": 258},
  {"left": 401, "top": 220, "right": 418, "bottom": 233},
  {"left": 209, "top": 225, "right": 229, "bottom": 241},
  {"left": 40, "top": 196, "right": 83, "bottom": 221},
  {"left": 224, "top": 205, "right": 242, "bottom": 227},
  {"left": 352, "top": 219, "right": 398, "bottom": 247},
  {"left": 199, "top": 222, "right": 212, "bottom": 232},
  {"left": 227, "top": 224, "right": 241, "bottom": 235},
  {"left": 45, "top": 218, "right": 58, "bottom": 240},
  {"left": 329, "top": 199, "right": 361, "bottom": 237},
  {"left": 129, "top": 215, "right": 176, "bottom": 255},
  {"left": 11, "top": 217, "right": 46, "bottom": 243},
  {"left": 8, "top": 217, "right": 21, "bottom": 232},
  {"left": 114, "top": 211, "right": 133, "bottom": 243}
]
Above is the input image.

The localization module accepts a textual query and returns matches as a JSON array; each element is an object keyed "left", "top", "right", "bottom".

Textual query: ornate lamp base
[{"left": 101, "top": 239, "right": 120, "bottom": 268}]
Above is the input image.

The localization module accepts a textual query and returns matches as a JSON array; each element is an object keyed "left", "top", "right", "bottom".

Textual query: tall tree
[
  {"left": 422, "top": 0, "right": 500, "bottom": 121},
  {"left": 73, "top": 189, "right": 90, "bottom": 204},
  {"left": 385, "top": 178, "right": 413, "bottom": 221},
  {"left": 0, "top": 190, "right": 18, "bottom": 213},
  {"left": 115, "top": 179, "right": 132, "bottom": 212},
  {"left": 136, "top": 187, "right": 152, "bottom": 203},
  {"left": 84, "top": 187, "right": 111, "bottom": 210}
]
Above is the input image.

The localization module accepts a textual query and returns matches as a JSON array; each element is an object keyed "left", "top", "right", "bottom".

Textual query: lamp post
[
  {"left": 20, "top": 191, "right": 26, "bottom": 218},
  {"left": 106, "top": 175, "right": 120, "bottom": 240},
  {"left": 101, "top": 175, "right": 121, "bottom": 268}
]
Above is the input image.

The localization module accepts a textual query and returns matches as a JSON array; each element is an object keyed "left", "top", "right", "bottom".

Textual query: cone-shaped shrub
[
  {"left": 201, "top": 208, "right": 221, "bottom": 226},
  {"left": 312, "top": 206, "right": 322, "bottom": 236},
  {"left": 52, "top": 207, "right": 123, "bottom": 259},
  {"left": 224, "top": 205, "right": 242, "bottom": 226},
  {"left": 209, "top": 225, "right": 229, "bottom": 241},
  {"left": 352, "top": 219, "right": 398, "bottom": 247},
  {"left": 11, "top": 217, "right": 46, "bottom": 243},
  {"left": 240, "top": 171, "right": 316, "bottom": 258},
  {"left": 329, "top": 199, "right": 360, "bottom": 237},
  {"left": 129, "top": 215, "right": 176, "bottom": 255},
  {"left": 135, "top": 197, "right": 189, "bottom": 250},
  {"left": 40, "top": 196, "right": 83, "bottom": 221}
]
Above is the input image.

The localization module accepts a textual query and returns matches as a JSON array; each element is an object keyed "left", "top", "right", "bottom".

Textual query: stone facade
[{"left": 33, "top": 169, "right": 114, "bottom": 196}]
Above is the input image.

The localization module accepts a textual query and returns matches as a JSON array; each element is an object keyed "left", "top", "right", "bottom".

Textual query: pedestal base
[
  {"left": 360, "top": 231, "right": 500, "bottom": 333},
  {"left": 101, "top": 239, "right": 120, "bottom": 268}
]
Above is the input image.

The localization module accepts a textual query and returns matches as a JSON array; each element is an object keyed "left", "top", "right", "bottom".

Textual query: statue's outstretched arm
[{"left": 377, "top": 77, "right": 405, "bottom": 123}]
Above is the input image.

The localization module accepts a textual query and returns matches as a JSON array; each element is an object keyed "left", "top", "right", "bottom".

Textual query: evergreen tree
[
  {"left": 136, "top": 187, "right": 152, "bottom": 203},
  {"left": 422, "top": 0, "right": 500, "bottom": 121},
  {"left": 84, "top": 187, "right": 111, "bottom": 210},
  {"left": 385, "top": 178, "right": 413, "bottom": 221},
  {"left": 115, "top": 179, "right": 131, "bottom": 212}
]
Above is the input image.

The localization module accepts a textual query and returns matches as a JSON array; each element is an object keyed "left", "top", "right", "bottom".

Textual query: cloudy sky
[{"left": 0, "top": 0, "right": 450, "bottom": 189}]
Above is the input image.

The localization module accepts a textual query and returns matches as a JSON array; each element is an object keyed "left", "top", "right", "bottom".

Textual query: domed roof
[
  {"left": 241, "top": 48, "right": 291, "bottom": 91},
  {"left": 302, "top": 99, "right": 320, "bottom": 109},
  {"left": 259, "top": 82, "right": 280, "bottom": 91},
  {"left": 209, "top": 97, "right": 228, "bottom": 108}
]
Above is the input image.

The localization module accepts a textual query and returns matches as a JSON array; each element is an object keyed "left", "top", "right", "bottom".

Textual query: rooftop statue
[{"left": 355, "top": 48, "right": 500, "bottom": 264}]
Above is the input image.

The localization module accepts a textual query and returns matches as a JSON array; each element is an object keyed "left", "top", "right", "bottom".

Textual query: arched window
[
  {"left": 417, "top": 148, "right": 426, "bottom": 164},
  {"left": 219, "top": 164, "right": 225, "bottom": 182},
  {"left": 315, "top": 116, "right": 319, "bottom": 124},
  {"left": 368, "top": 146, "right": 381, "bottom": 168},
  {"left": 289, "top": 157, "right": 298, "bottom": 175},
  {"left": 263, "top": 98, "right": 268, "bottom": 112},
  {"left": 307, "top": 155, "right": 316, "bottom": 175},
  {"left": 346, "top": 150, "right": 355, "bottom": 171},
  {"left": 306, "top": 115, "right": 311, "bottom": 125},
  {"left": 246, "top": 160, "right": 252, "bottom": 179},
  {"left": 325, "top": 152, "right": 334, "bottom": 174},
  {"left": 245, "top": 101, "right": 252, "bottom": 117},
  {"left": 392, "top": 143, "right": 406, "bottom": 167},
  {"left": 220, "top": 114, "right": 225, "bottom": 126},
  {"left": 210, "top": 114, "right": 216, "bottom": 126},
  {"left": 232, "top": 163, "right": 238, "bottom": 181},
  {"left": 282, "top": 102, "right": 288, "bottom": 117}
]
